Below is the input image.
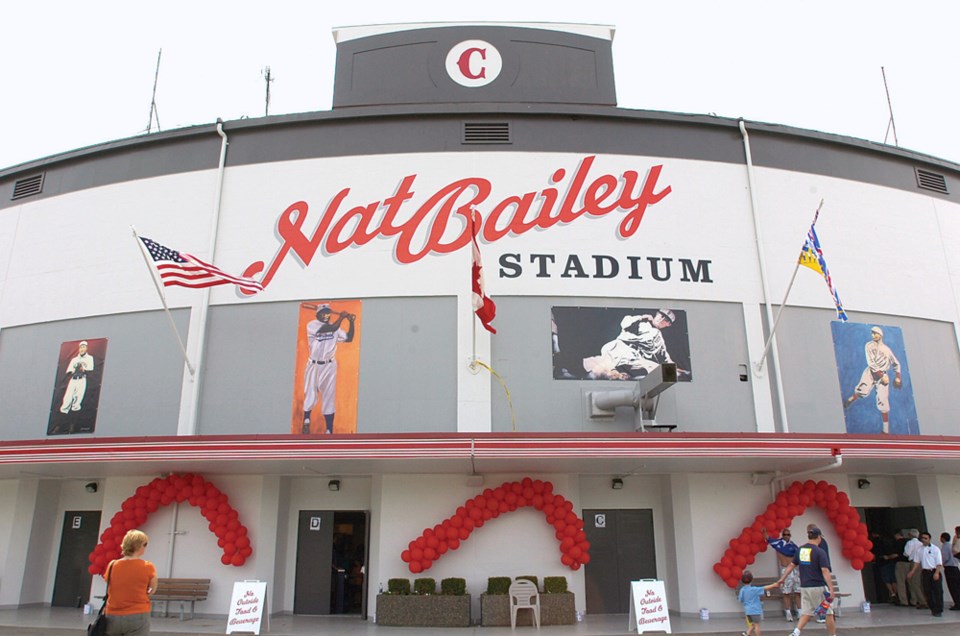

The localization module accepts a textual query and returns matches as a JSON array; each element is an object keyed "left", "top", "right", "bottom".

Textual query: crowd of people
[{"left": 738, "top": 524, "right": 960, "bottom": 636}]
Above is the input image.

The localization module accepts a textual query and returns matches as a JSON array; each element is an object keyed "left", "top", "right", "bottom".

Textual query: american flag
[{"left": 138, "top": 236, "right": 263, "bottom": 294}]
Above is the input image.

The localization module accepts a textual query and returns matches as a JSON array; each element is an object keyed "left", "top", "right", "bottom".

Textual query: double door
[{"left": 583, "top": 508, "right": 657, "bottom": 614}]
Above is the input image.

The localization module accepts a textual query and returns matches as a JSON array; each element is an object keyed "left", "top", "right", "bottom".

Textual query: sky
[{"left": 2, "top": 1, "right": 959, "bottom": 171}]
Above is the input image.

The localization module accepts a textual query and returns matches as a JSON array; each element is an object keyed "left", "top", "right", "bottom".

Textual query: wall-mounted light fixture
[
  {"left": 857, "top": 478, "right": 871, "bottom": 490},
  {"left": 611, "top": 478, "right": 624, "bottom": 490},
  {"left": 85, "top": 482, "right": 98, "bottom": 493},
  {"left": 328, "top": 479, "right": 341, "bottom": 492}
]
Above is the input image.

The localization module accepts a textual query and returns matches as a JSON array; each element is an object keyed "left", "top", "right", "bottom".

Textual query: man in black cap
[{"left": 778, "top": 526, "right": 836, "bottom": 636}]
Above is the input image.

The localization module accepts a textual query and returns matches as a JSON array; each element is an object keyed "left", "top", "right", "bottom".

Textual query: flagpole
[
  {"left": 131, "top": 227, "right": 196, "bottom": 375},
  {"left": 470, "top": 209, "right": 478, "bottom": 368},
  {"left": 753, "top": 199, "right": 824, "bottom": 373}
]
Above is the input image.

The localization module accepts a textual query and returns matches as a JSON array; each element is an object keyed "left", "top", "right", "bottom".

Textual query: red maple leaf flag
[{"left": 470, "top": 212, "right": 497, "bottom": 334}]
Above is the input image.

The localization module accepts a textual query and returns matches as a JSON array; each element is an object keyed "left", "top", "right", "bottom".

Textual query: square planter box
[
  {"left": 376, "top": 593, "right": 471, "bottom": 627},
  {"left": 480, "top": 592, "right": 576, "bottom": 626}
]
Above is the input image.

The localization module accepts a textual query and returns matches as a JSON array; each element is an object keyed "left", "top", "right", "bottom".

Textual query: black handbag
[{"left": 87, "top": 562, "right": 113, "bottom": 636}]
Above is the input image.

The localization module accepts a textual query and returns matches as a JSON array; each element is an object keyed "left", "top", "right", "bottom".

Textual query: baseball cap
[
  {"left": 808, "top": 526, "right": 822, "bottom": 538},
  {"left": 79, "top": 340, "right": 88, "bottom": 346},
  {"left": 870, "top": 326, "right": 883, "bottom": 336},
  {"left": 657, "top": 308, "right": 676, "bottom": 323}
]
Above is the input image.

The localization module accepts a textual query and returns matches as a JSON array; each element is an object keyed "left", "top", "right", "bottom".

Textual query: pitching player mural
[
  {"left": 551, "top": 306, "right": 692, "bottom": 381},
  {"left": 47, "top": 338, "right": 107, "bottom": 435},
  {"left": 291, "top": 300, "right": 361, "bottom": 435},
  {"left": 832, "top": 321, "right": 919, "bottom": 435}
]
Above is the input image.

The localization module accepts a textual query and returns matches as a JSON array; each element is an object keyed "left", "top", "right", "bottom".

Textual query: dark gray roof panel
[
  {"left": 332, "top": 24, "right": 616, "bottom": 107},
  {"left": 2, "top": 107, "right": 959, "bottom": 210}
]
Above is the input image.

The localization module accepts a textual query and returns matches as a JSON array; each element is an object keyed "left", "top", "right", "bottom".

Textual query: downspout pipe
[
  {"left": 182, "top": 119, "right": 229, "bottom": 436},
  {"left": 171, "top": 120, "right": 230, "bottom": 574},
  {"left": 773, "top": 453, "right": 844, "bottom": 494},
  {"left": 740, "top": 119, "right": 791, "bottom": 433}
]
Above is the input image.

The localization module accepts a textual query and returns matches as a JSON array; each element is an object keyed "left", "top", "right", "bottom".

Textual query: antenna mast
[
  {"left": 146, "top": 49, "right": 162, "bottom": 134},
  {"left": 881, "top": 66, "right": 898, "bottom": 147},
  {"left": 262, "top": 66, "right": 275, "bottom": 117}
]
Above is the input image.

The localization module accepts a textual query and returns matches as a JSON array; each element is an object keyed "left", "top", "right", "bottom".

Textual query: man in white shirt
[
  {"left": 907, "top": 532, "right": 943, "bottom": 617},
  {"left": 904, "top": 529, "right": 927, "bottom": 608},
  {"left": 940, "top": 532, "right": 960, "bottom": 611}
]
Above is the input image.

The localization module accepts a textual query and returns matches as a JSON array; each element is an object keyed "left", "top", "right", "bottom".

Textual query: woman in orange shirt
[{"left": 103, "top": 529, "right": 158, "bottom": 636}]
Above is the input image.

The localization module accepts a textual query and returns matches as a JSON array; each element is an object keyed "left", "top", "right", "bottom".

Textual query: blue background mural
[{"left": 831, "top": 321, "right": 919, "bottom": 435}]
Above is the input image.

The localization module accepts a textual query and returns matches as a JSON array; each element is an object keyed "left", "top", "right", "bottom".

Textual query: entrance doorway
[
  {"left": 293, "top": 510, "right": 368, "bottom": 616},
  {"left": 52, "top": 510, "right": 101, "bottom": 607},
  {"left": 859, "top": 506, "right": 926, "bottom": 604},
  {"left": 582, "top": 509, "right": 657, "bottom": 614}
]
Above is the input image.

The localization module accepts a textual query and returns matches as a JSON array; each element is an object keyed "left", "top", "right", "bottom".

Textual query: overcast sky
[{"left": 2, "top": 1, "right": 958, "bottom": 170}]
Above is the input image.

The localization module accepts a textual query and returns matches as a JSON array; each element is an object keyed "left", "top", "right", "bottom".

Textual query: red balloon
[
  {"left": 231, "top": 554, "right": 245, "bottom": 566},
  {"left": 221, "top": 554, "right": 232, "bottom": 565},
  {"left": 401, "top": 550, "right": 411, "bottom": 563},
  {"left": 409, "top": 561, "right": 422, "bottom": 574}
]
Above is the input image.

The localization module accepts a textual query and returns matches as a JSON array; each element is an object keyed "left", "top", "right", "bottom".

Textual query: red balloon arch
[
  {"left": 399, "top": 477, "right": 590, "bottom": 573},
  {"left": 712, "top": 479, "right": 874, "bottom": 588},
  {"left": 87, "top": 473, "right": 253, "bottom": 575}
]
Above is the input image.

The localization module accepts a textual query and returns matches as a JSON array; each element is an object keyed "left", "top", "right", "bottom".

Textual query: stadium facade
[{"left": 0, "top": 22, "right": 958, "bottom": 621}]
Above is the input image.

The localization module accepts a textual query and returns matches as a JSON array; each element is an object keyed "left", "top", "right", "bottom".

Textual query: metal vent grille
[
  {"left": 915, "top": 168, "right": 948, "bottom": 194},
  {"left": 462, "top": 122, "right": 511, "bottom": 145},
  {"left": 11, "top": 173, "right": 45, "bottom": 200}
]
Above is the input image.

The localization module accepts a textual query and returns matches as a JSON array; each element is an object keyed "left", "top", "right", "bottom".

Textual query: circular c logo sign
[{"left": 446, "top": 40, "right": 502, "bottom": 87}]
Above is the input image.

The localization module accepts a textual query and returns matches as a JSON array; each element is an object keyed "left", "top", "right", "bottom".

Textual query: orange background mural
[{"left": 290, "top": 299, "right": 362, "bottom": 434}]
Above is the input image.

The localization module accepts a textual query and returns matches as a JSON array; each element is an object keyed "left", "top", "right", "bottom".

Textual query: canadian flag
[{"left": 471, "top": 212, "right": 497, "bottom": 334}]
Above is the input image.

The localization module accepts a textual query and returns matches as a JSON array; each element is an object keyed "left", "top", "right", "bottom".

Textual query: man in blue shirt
[
  {"left": 943, "top": 532, "right": 960, "bottom": 610},
  {"left": 763, "top": 527, "right": 800, "bottom": 621},
  {"left": 778, "top": 527, "right": 836, "bottom": 636}
]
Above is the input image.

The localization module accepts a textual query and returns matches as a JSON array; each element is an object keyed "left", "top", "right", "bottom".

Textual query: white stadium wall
[{"left": 0, "top": 21, "right": 958, "bottom": 623}]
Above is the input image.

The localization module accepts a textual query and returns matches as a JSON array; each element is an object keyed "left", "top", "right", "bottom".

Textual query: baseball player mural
[
  {"left": 291, "top": 300, "right": 362, "bottom": 435},
  {"left": 832, "top": 321, "right": 919, "bottom": 435},
  {"left": 47, "top": 338, "right": 108, "bottom": 435},
  {"left": 551, "top": 306, "right": 692, "bottom": 381}
]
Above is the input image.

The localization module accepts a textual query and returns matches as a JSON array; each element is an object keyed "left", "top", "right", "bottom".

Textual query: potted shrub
[
  {"left": 376, "top": 577, "right": 471, "bottom": 627},
  {"left": 480, "top": 577, "right": 512, "bottom": 626},
  {"left": 480, "top": 575, "right": 576, "bottom": 626},
  {"left": 541, "top": 576, "right": 576, "bottom": 625}
]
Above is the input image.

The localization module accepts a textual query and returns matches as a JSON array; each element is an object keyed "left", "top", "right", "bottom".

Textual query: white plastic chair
[{"left": 509, "top": 579, "right": 541, "bottom": 629}]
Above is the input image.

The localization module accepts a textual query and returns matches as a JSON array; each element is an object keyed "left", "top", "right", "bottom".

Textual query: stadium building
[{"left": 0, "top": 22, "right": 958, "bottom": 624}]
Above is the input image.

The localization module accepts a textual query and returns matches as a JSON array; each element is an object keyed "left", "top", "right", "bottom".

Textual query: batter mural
[
  {"left": 551, "top": 306, "right": 692, "bottom": 381},
  {"left": 291, "top": 300, "right": 362, "bottom": 435},
  {"left": 832, "top": 321, "right": 918, "bottom": 435},
  {"left": 47, "top": 338, "right": 107, "bottom": 435}
]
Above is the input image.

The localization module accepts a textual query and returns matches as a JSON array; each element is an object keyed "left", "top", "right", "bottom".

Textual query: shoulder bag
[{"left": 87, "top": 561, "right": 114, "bottom": 636}]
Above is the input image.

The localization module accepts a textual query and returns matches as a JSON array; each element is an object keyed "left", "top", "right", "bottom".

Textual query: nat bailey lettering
[{"left": 241, "top": 155, "right": 671, "bottom": 293}]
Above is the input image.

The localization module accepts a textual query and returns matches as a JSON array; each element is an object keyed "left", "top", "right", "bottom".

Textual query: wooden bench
[
  {"left": 829, "top": 574, "right": 852, "bottom": 617},
  {"left": 151, "top": 578, "right": 210, "bottom": 620},
  {"left": 748, "top": 574, "right": 851, "bottom": 617}
]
